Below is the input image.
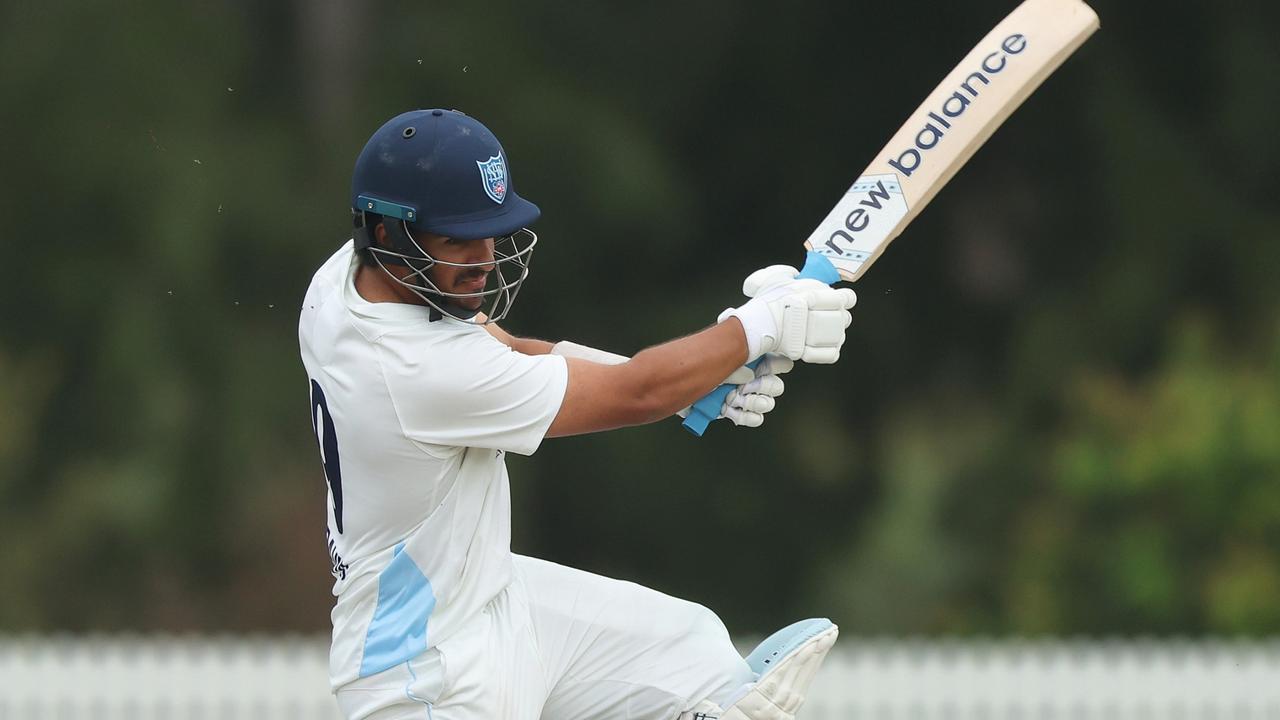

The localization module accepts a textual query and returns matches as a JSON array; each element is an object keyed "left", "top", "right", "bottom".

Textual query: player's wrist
[{"left": 718, "top": 300, "right": 776, "bottom": 362}]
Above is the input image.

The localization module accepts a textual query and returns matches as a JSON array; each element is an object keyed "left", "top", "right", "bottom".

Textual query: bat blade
[
  {"left": 683, "top": 0, "right": 1098, "bottom": 437},
  {"left": 806, "top": 0, "right": 1099, "bottom": 282}
]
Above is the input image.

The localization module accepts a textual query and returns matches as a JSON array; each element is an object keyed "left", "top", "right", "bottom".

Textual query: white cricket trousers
[{"left": 336, "top": 555, "right": 754, "bottom": 719}]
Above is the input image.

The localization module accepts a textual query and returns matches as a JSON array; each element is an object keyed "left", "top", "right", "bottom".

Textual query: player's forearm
[
  {"left": 548, "top": 321, "right": 747, "bottom": 437},
  {"left": 621, "top": 320, "right": 748, "bottom": 422},
  {"left": 549, "top": 269, "right": 856, "bottom": 437}
]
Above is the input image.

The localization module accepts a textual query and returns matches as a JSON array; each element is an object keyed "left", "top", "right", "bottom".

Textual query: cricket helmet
[{"left": 350, "top": 109, "right": 539, "bottom": 322}]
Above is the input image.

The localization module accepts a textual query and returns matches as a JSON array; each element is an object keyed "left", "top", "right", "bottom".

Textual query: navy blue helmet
[
  {"left": 351, "top": 109, "right": 539, "bottom": 239},
  {"left": 350, "top": 109, "right": 539, "bottom": 322}
]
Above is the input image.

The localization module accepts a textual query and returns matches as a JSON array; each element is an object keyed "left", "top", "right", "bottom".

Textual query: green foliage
[{"left": 1030, "top": 317, "right": 1280, "bottom": 633}]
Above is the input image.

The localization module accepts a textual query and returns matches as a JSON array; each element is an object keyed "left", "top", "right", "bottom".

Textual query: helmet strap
[
  {"left": 352, "top": 211, "right": 421, "bottom": 268},
  {"left": 381, "top": 218, "right": 425, "bottom": 261},
  {"left": 352, "top": 210, "right": 376, "bottom": 252}
]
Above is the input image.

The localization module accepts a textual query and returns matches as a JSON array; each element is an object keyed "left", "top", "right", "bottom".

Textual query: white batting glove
[
  {"left": 719, "top": 353, "right": 794, "bottom": 427},
  {"left": 676, "top": 353, "right": 794, "bottom": 427},
  {"left": 554, "top": 342, "right": 793, "bottom": 428},
  {"left": 719, "top": 265, "right": 856, "bottom": 364}
]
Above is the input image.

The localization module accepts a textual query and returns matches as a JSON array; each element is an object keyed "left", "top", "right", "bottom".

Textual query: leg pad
[
  {"left": 744, "top": 618, "right": 836, "bottom": 676},
  {"left": 719, "top": 619, "right": 838, "bottom": 720}
]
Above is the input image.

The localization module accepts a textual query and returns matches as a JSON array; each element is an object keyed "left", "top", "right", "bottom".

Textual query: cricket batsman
[{"left": 299, "top": 109, "right": 857, "bottom": 719}]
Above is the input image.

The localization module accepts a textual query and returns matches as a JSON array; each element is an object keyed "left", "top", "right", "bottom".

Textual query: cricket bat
[{"left": 684, "top": 0, "right": 1099, "bottom": 436}]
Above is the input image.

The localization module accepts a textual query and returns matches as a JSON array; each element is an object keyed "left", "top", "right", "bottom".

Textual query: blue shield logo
[{"left": 476, "top": 154, "right": 508, "bottom": 204}]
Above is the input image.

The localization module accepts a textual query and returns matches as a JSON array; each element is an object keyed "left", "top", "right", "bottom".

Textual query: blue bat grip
[{"left": 682, "top": 251, "right": 841, "bottom": 436}]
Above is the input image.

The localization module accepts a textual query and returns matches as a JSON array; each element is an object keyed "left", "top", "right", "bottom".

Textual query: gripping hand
[
  {"left": 719, "top": 265, "right": 856, "bottom": 364},
  {"left": 678, "top": 354, "right": 794, "bottom": 428},
  {"left": 720, "top": 354, "right": 793, "bottom": 427}
]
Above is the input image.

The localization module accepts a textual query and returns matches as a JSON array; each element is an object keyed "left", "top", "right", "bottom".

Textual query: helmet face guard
[{"left": 358, "top": 214, "right": 536, "bottom": 323}]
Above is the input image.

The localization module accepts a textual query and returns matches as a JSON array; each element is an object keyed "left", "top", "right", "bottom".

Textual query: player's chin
[{"left": 454, "top": 295, "right": 485, "bottom": 312}]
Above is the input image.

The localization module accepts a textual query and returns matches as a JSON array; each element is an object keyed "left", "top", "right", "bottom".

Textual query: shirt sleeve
[{"left": 376, "top": 327, "right": 568, "bottom": 455}]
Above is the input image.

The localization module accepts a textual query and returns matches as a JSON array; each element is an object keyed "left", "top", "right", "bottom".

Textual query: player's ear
[{"left": 373, "top": 221, "right": 389, "bottom": 246}]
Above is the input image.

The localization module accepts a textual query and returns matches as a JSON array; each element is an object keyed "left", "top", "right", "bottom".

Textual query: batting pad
[{"left": 706, "top": 619, "right": 838, "bottom": 720}]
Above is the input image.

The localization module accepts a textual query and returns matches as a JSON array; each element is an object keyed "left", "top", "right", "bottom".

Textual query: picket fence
[{"left": 2, "top": 636, "right": 1278, "bottom": 719}]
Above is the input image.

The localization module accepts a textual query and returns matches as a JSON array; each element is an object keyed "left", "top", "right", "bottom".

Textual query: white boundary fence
[{"left": 2, "top": 636, "right": 1279, "bottom": 719}]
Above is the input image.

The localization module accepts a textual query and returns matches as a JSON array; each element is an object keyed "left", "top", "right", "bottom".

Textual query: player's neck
[{"left": 354, "top": 264, "right": 426, "bottom": 306}]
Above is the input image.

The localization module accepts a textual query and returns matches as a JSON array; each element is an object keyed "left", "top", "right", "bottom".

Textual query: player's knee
[
  {"left": 682, "top": 602, "right": 755, "bottom": 692},
  {"left": 684, "top": 601, "right": 733, "bottom": 643}
]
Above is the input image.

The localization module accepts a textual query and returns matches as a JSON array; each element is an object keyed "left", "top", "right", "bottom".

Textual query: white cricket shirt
[{"left": 298, "top": 241, "right": 568, "bottom": 688}]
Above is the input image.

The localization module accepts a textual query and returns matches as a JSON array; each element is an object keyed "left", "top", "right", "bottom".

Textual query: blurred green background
[{"left": 1, "top": 0, "right": 1277, "bottom": 640}]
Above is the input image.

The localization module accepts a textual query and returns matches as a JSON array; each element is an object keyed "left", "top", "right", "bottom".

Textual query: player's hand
[
  {"left": 721, "top": 353, "right": 793, "bottom": 426},
  {"left": 679, "top": 354, "right": 794, "bottom": 427},
  {"left": 741, "top": 264, "right": 806, "bottom": 298},
  {"left": 719, "top": 266, "right": 856, "bottom": 364}
]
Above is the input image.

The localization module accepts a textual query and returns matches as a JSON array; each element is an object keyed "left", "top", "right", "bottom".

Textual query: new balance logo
[{"left": 692, "top": 713, "right": 720, "bottom": 720}]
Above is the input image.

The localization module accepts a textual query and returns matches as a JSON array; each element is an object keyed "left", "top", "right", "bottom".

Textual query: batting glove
[
  {"left": 719, "top": 265, "right": 856, "bottom": 364},
  {"left": 716, "top": 353, "right": 793, "bottom": 427}
]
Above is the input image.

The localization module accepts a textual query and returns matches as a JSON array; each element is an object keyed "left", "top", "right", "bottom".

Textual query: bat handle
[{"left": 682, "top": 251, "right": 841, "bottom": 436}]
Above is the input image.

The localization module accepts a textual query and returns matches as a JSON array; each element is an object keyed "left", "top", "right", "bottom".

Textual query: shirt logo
[{"left": 476, "top": 153, "right": 508, "bottom": 204}]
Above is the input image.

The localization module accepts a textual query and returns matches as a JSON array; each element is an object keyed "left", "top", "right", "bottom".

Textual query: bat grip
[{"left": 682, "top": 251, "right": 840, "bottom": 436}]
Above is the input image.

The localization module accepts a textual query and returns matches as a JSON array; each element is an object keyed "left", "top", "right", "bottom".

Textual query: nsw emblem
[{"left": 476, "top": 154, "right": 508, "bottom": 204}]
